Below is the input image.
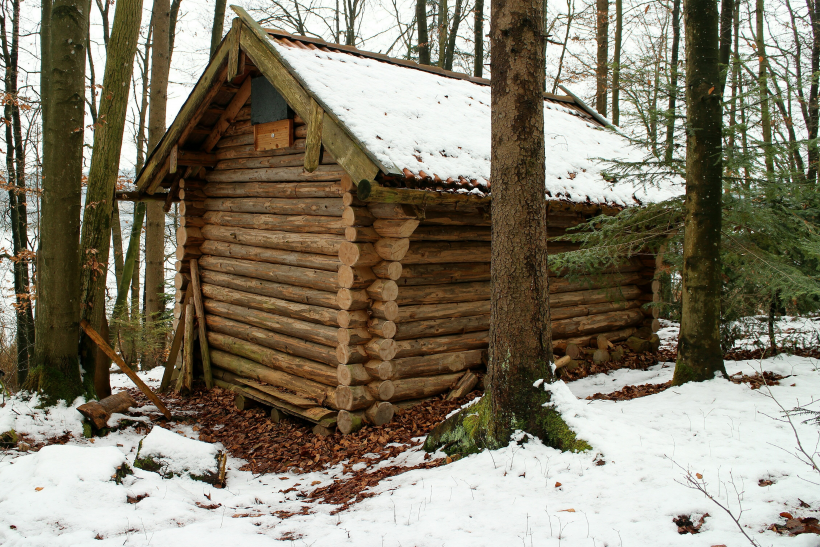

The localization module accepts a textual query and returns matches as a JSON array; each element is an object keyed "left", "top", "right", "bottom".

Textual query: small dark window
[{"left": 251, "top": 76, "right": 293, "bottom": 125}]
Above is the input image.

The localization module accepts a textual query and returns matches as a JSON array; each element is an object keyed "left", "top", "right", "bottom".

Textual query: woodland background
[{"left": 1, "top": 0, "right": 818, "bottom": 388}]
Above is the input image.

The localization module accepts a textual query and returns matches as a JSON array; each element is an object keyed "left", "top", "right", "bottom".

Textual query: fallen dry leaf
[
  {"left": 696, "top": 473, "right": 703, "bottom": 479},
  {"left": 34, "top": 487, "right": 43, "bottom": 492},
  {"left": 554, "top": 482, "right": 562, "bottom": 488},
  {"left": 559, "top": 508, "right": 576, "bottom": 513}
]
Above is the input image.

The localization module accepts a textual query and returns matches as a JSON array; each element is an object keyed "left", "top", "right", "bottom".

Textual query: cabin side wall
[{"left": 334, "top": 199, "right": 659, "bottom": 408}]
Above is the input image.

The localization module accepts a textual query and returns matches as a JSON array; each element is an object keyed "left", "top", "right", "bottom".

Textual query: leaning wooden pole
[{"left": 79, "top": 320, "right": 172, "bottom": 420}]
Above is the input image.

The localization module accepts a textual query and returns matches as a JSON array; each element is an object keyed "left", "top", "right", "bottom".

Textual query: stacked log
[{"left": 190, "top": 114, "right": 343, "bottom": 427}]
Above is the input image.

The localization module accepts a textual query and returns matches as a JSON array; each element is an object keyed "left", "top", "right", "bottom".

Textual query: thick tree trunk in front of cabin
[
  {"left": 673, "top": 0, "right": 727, "bottom": 385},
  {"left": 28, "top": 0, "right": 90, "bottom": 401},
  {"left": 425, "top": 0, "right": 589, "bottom": 455},
  {"left": 144, "top": 0, "right": 171, "bottom": 369},
  {"left": 78, "top": 0, "right": 143, "bottom": 395}
]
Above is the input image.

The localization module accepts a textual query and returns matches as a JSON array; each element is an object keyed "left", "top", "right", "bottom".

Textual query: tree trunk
[
  {"left": 144, "top": 0, "right": 172, "bottom": 369},
  {"left": 611, "top": 0, "right": 621, "bottom": 125},
  {"left": 473, "top": 0, "right": 484, "bottom": 76},
  {"left": 717, "top": 0, "right": 733, "bottom": 96},
  {"left": 487, "top": 0, "right": 555, "bottom": 445},
  {"left": 755, "top": 0, "right": 774, "bottom": 179},
  {"left": 437, "top": 0, "right": 448, "bottom": 68},
  {"left": 28, "top": 0, "right": 90, "bottom": 401},
  {"left": 663, "top": 0, "right": 680, "bottom": 163},
  {"left": 0, "top": 0, "right": 35, "bottom": 385},
  {"left": 673, "top": 0, "right": 727, "bottom": 385},
  {"left": 805, "top": 0, "right": 819, "bottom": 184},
  {"left": 417, "top": 0, "right": 430, "bottom": 65},
  {"left": 595, "top": 0, "right": 608, "bottom": 116},
  {"left": 444, "top": 0, "right": 463, "bottom": 70},
  {"left": 210, "top": 0, "right": 227, "bottom": 59},
  {"left": 78, "top": 0, "right": 144, "bottom": 391}
]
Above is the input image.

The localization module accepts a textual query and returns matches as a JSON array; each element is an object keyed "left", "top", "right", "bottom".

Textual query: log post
[{"left": 190, "top": 259, "right": 213, "bottom": 388}]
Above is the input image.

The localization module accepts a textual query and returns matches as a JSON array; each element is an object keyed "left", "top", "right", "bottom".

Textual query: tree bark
[
  {"left": 78, "top": 0, "right": 144, "bottom": 390},
  {"left": 611, "top": 0, "right": 621, "bottom": 125},
  {"left": 210, "top": 0, "right": 227, "bottom": 59},
  {"left": 0, "top": 0, "right": 35, "bottom": 385},
  {"left": 673, "top": 0, "right": 727, "bottom": 385},
  {"left": 595, "top": 0, "right": 608, "bottom": 116},
  {"left": 417, "top": 0, "right": 430, "bottom": 65},
  {"left": 144, "top": 0, "right": 172, "bottom": 369},
  {"left": 487, "top": 0, "right": 553, "bottom": 444},
  {"left": 664, "top": 0, "right": 680, "bottom": 163},
  {"left": 29, "top": 0, "right": 90, "bottom": 401},
  {"left": 806, "top": 0, "right": 820, "bottom": 184},
  {"left": 717, "top": 0, "right": 733, "bottom": 96},
  {"left": 755, "top": 0, "right": 774, "bottom": 178},
  {"left": 437, "top": 0, "right": 448, "bottom": 68},
  {"left": 473, "top": 0, "right": 484, "bottom": 76},
  {"left": 444, "top": 0, "right": 463, "bottom": 70}
]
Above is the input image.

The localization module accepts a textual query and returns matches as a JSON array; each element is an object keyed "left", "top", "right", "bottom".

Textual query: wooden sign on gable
[{"left": 254, "top": 119, "right": 294, "bottom": 151}]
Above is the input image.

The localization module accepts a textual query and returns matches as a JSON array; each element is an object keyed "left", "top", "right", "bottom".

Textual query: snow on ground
[{"left": 1, "top": 328, "right": 819, "bottom": 546}]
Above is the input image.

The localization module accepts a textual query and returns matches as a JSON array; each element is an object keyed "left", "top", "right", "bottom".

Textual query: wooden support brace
[
  {"left": 304, "top": 97, "right": 323, "bottom": 173},
  {"left": 228, "top": 18, "right": 242, "bottom": 81},
  {"left": 190, "top": 259, "right": 213, "bottom": 389},
  {"left": 203, "top": 75, "right": 253, "bottom": 152},
  {"left": 160, "top": 284, "right": 193, "bottom": 392},
  {"left": 79, "top": 320, "right": 172, "bottom": 420},
  {"left": 170, "top": 145, "right": 178, "bottom": 174}
]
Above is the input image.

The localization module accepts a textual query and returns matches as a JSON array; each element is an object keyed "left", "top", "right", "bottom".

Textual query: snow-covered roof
[{"left": 268, "top": 34, "right": 683, "bottom": 207}]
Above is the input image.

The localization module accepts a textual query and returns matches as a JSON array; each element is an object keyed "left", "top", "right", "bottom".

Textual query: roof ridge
[{"left": 262, "top": 28, "right": 580, "bottom": 106}]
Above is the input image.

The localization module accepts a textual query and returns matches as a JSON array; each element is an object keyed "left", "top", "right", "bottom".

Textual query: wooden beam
[
  {"left": 137, "top": 31, "right": 233, "bottom": 193},
  {"left": 160, "top": 285, "right": 193, "bottom": 392},
  {"left": 177, "top": 149, "right": 218, "bottom": 167},
  {"left": 79, "top": 320, "right": 172, "bottom": 420},
  {"left": 202, "top": 75, "right": 253, "bottom": 152},
  {"left": 358, "top": 182, "right": 491, "bottom": 206},
  {"left": 189, "top": 259, "right": 213, "bottom": 389},
  {"left": 228, "top": 18, "right": 242, "bottom": 81},
  {"left": 170, "top": 145, "right": 178, "bottom": 174},
  {"left": 304, "top": 97, "right": 323, "bottom": 172},
  {"left": 232, "top": 7, "right": 383, "bottom": 184},
  {"left": 115, "top": 191, "right": 170, "bottom": 202}
]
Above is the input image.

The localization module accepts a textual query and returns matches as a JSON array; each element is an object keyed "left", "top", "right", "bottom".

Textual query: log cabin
[{"left": 132, "top": 8, "right": 682, "bottom": 434}]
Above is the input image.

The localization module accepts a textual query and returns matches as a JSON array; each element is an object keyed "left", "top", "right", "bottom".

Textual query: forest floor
[{"left": 0, "top": 317, "right": 819, "bottom": 546}]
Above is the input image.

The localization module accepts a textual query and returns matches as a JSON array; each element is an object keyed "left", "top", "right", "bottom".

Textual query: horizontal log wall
[
  {"left": 180, "top": 110, "right": 357, "bottom": 424},
  {"left": 338, "top": 198, "right": 658, "bottom": 407}
]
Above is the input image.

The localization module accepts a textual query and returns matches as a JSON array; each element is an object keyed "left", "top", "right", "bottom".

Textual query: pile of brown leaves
[
  {"left": 587, "top": 381, "right": 673, "bottom": 401},
  {"left": 769, "top": 511, "right": 820, "bottom": 536},
  {"left": 127, "top": 385, "right": 475, "bottom": 474},
  {"left": 728, "top": 370, "right": 786, "bottom": 389},
  {"left": 673, "top": 513, "right": 709, "bottom": 534},
  {"left": 559, "top": 345, "right": 663, "bottom": 382}
]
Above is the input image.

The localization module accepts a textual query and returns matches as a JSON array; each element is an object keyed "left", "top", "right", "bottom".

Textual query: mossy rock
[
  {"left": 134, "top": 435, "right": 225, "bottom": 486},
  {"left": 0, "top": 429, "right": 18, "bottom": 449}
]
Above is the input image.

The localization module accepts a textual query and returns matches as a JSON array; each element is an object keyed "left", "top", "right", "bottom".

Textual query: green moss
[
  {"left": 0, "top": 429, "right": 19, "bottom": 448},
  {"left": 25, "top": 356, "right": 90, "bottom": 407},
  {"left": 111, "top": 463, "right": 133, "bottom": 485},
  {"left": 425, "top": 386, "right": 591, "bottom": 456},
  {"left": 82, "top": 423, "right": 93, "bottom": 438}
]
